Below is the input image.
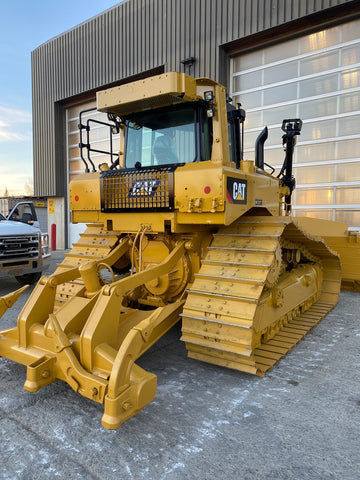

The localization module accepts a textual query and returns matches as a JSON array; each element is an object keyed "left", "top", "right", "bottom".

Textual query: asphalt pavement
[{"left": 0, "top": 251, "right": 359, "bottom": 480}]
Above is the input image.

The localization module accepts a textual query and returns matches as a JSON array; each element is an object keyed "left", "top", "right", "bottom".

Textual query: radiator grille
[
  {"left": 0, "top": 235, "right": 39, "bottom": 260},
  {"left": 100, "top": 166, "right": 175, "bottom": 212}
]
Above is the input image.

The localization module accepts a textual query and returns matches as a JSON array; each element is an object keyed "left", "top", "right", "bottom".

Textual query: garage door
[
  {"left": 66, "top": 101, "right": 120, "bottom": 245},
  {"left": 230, "top": 18, "right": 360, "bottom": 227}
]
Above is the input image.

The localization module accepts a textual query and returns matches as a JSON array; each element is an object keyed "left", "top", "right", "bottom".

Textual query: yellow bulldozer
[{"left": 0, "top": 72, "right": 359, "bottom": 429}]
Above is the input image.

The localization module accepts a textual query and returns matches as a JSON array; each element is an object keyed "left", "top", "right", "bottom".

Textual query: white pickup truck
[{"left": 0, "top": 202, "right": 51, "bottom": 284}]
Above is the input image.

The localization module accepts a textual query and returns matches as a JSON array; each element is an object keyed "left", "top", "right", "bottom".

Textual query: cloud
[
  {"left": 0, "top": 105, "right": 32, "bottom": 123},
  {"left": 0, "top": 130, "right": 29, "bottom": 141},
  {"left": 0, "top": 104, "right": 32, "bottom": 142}
]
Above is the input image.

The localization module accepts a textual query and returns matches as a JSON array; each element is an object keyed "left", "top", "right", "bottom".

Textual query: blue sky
[{"left": 0, "top": 1, "right": 122, "bottom": 195}]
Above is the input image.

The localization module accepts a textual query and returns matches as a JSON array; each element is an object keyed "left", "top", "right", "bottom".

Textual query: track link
[
  {"left": 53, "top": 225, "right": 122, "bottom": 306},
  {"left": 181, "top": 216, "right": 341, "bottom": 376}
]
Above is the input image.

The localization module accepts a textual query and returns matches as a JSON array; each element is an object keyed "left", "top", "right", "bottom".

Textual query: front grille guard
[{"left": 100, "top": 166, "right": 176, "bottom": 212}]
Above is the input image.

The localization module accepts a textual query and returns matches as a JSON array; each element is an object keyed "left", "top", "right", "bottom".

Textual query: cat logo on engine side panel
[
  {"left": 129, "top": 180, "right": 160, "bottom": 197},
  {"left": 226, "top": 177, "right": 247, "bottom": 204}
]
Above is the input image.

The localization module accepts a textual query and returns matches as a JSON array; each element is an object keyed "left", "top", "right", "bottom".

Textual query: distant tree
[
  {"left": 24, "top": 177, "right": 34, "bottom": 196},
  {"left": 3, "top": 187, "right": 9, "bottom": 197}
]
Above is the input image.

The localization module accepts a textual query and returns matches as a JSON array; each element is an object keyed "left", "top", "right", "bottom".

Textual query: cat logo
[
  {"left": 129, "top": 179, "right": 160, "bottom": 197},
  {"left": 226, "top": 177, "right": 247, "bottom": 205}
]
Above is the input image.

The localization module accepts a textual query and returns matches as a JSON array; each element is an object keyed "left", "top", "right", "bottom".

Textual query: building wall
[{"left": 32, "top": 0, "right": 359, "bottom": 197}]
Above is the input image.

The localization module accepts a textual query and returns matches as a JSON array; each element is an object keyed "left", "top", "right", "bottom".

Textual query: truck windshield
[{"left": 124, "top": 103, "right": 210, "bottom": 168}]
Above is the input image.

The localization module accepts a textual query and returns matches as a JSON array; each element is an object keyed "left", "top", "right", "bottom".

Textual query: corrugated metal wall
[{"left": 31, "top": 0, "right": 357, "bottom": 196}]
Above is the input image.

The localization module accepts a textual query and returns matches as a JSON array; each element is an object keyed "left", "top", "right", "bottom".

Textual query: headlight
[
  {"left": 41, "top": 234, "right": 49, "bottom": 254},
  {"left": 204, "top": 91, "right": 214, "bottom": 102}
]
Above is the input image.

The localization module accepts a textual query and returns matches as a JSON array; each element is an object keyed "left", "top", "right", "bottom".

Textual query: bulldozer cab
[
  {"left": 79, "top": 72, "right": 250, "bottom": 178},
  {"left": 79, "top": 104, "right": 224, "bottom": 171},
  {"left": 124, "top": 102, "right": 212, "bottom": 168}
]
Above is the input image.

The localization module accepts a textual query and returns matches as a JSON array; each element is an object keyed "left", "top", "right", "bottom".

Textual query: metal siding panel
[
  {"left": 245, "top": 0, "right": 252, "bottom": 36},
  {"left": 147, "top": 1, "right": 153, "bottom": 70},
  {"left": 265, "top": 0, "right": 272, "bottom": 29},
  {"left": 168, "top": 0, "right": 175, "bottom": 70},
  {"left": 232, "top": 0, "right": 240, "bottom": 39},
  {"left": 257, "top": 0, "right": 264, "bottom": 31},
  {"left": 132, "top": 0, "right": 137, "bottom": 74},
  {"left": 276, "top": 0, "right": 285, "bottom": 24},
  {"left": 154, "top": 0, "right": 160, "bottom": 67},
  {"left": 213, "top": 0, "right": 222, "bottom": 77},
  {"left": 171, "top": 0, "right": 176, "bottom": 70},
  {"left": 210, "top": 0, "right": 217, "bottom": 78},
  {"left": 298, "top": 0, "right": 307, "bottom": 17},
  {"left": 183, "top": 0, "right": 189, "bottom": 65},
  {"left": 175, "top": 0, "right": 181, "bottom": 72}
]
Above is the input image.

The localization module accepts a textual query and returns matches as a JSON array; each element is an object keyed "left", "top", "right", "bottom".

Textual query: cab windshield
[{"left": 124, "top": 103, "right": 211, "bottom": 168}]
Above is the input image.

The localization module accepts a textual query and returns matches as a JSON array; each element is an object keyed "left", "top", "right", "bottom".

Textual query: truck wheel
[{"left": 15, "top": 272, "right": 42, "bottom": 285}]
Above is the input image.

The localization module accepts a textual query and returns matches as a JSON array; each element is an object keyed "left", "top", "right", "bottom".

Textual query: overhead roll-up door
[{"left": 231, "top": 18, "right": 360, "bottom": 228}]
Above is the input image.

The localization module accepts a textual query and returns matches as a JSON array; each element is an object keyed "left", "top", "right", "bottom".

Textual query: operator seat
[{"left": 153, "top": 134, "right": 178, "bottom": 165}]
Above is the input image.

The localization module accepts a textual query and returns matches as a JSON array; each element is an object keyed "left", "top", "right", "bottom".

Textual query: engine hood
[{"left": 0, "top": 220, "right": 40, "bottom": 235}]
